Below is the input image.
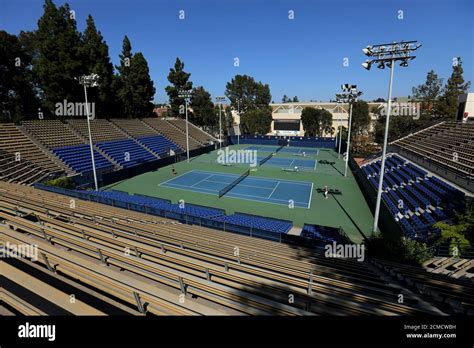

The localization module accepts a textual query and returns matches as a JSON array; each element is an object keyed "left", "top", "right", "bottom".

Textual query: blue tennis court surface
[
  {"left": 245, "top": 145, "right": 319, "bottom": 156},
  {"left": 159, "top": 170, "right": 312, "bottom": 208},
  {"left": 258, "top": 156, "right": 316, "bottom": 170}
]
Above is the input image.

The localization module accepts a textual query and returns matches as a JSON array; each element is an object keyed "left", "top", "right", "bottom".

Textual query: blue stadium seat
[
  {"left": 365, "top": 153, "right": 462, "bottom": 241},
  {"left": 137, "top": 135, "right": 182, "bottom": 156},
  {"left": 96, "top": 139, "right": 156, "bottom": 168},
  {"left": 53, "top": 144, "right": 113, "bottom": 173},
  {"left": 213, "top": 213, "right": 292, "bottom": 234}
]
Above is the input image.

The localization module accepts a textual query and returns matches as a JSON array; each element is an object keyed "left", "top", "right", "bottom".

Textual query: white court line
[
  {"left": 191, "top": 174, "right": 216, "bottom": 187},
  {"left": 308, "top": 182, "right": 314, "bottom": 209},
  {"left": 267, "top": 181, "right": 280, "bottom": 199},
  {"left": 158, "top": 170, "right": 193, "bottom": 186},
  {"left": 160, "top": 169, "right": 312, "bottom": 208},
  {"left": 204, "top": 179, "right": 275, "bottom": 191}
]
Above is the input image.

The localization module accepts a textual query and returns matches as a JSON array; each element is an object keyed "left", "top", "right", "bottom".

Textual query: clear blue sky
[{"left": 1, "top": 0, "right": 473, "bottom": 103}]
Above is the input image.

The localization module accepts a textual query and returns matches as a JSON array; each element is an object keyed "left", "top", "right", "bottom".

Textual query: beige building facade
[{"left": 269, "top": 102, "right": 383, "bottom": 136}]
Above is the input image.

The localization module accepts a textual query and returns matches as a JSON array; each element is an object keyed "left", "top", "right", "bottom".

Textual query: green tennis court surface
[{"left": 104, "top": 144, "right": 373, "bottom": 243}]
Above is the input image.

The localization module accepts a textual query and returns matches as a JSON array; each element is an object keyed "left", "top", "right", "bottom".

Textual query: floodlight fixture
[
  {"left": 362, "top": 46, "right": 373, "bottom": 56},
  {"left": 77, "top": 73, "right": 100, "bottom": 88},
  {"left": 362, "top": 61, "right": 372, "bottom": 70},
  {"left": 178, "top": 89, "right": 192, "bottom": 99}
]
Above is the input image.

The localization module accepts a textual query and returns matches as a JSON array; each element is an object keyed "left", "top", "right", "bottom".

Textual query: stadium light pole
[
  {"left": 216, "top": 96, "right": 226, "bottom": 149},
  {"left": 336, "top": 84, "right": 362, "bottom": 177},
  {"left": 236, "top": 97, "right": 242, "bottom": 146},
  {"left": 178, "top": 89, "right": 192, "bottom": 162},
  {"left": 362, "top": 40, "right": 422, "bottom": 233},
  {"left": 335, "top": 100, "right": 344, "bottom": 159},
  {"left": 77, "top": 73, "right": 100, "bottom": 191}
]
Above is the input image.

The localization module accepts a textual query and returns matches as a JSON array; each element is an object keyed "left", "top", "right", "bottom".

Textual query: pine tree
[
  {"left": 165, "top": 58, "right": 193, "bottom": 117},
  {"left": 128, "top": 52, "right": 155, "bottom": 117},
  {"left": 190, "top": 86, "right": 215, "bottom": 127},
  {"left": 115, "top": 36, "right": 155, "bottom": 118},
  {"left": 225, "top": 74, "right": 271, "bottom": 111},
  {"left": 81, "top": 15, "right": 116, "bottom": 117},
  {"left": 115, "top": 35, "right": 134, "bottom": 117},
  {"left": 35, "top": 0, "right": 84, "bottom": 114},
  {"left": 411, "top": 70, "right": 443, "bottom": 119},
  {"left": 436, "top": 58, "right": 471, "bottom": 119}
]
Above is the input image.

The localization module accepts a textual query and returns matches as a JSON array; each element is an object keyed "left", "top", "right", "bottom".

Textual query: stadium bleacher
[
  {"left": 166, "top": 118, "right": 216, "bottom": 145},
  {"left": 392, "top": 121, "right": 474, "bottom": 177},
  {"left": 6, "top": 180, "right": 463, "bottom": 316},
  {"left": 137, "top": 135, "right": 182, "bottom": 157},
  {"left": 13, "top": 118, "right": 213, "bottom": 174},
  {"left": 143, "top": 118, "right": 202, "bottom": 150},
  {"left": 0, "top": 124, "right": 66, "bottom": 184},
  {"left": 361, "top": 154, "right": 466, "bottom": 240}
]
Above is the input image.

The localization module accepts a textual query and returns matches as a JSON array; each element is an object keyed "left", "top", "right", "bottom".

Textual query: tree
[
  {"left": 292, "top": 96, "right": 299, "bottom": 102},
  {"left": 373, "top": 113, "right": 419, "bottom": 144},
  {"left": 240, "top": 108, "right": 272, "bottom": 135},
  {"left": 190, "top": 86, "right": 215, "bottom": 127},
  {"left": 365, "top": 233, "right": 433, "bottom": 265},
  {"left": 351, "top": 100, "right": 370, "bottom": 136},
  {"left": 411, "top": 70, "right": 443, "bottom": 119},
  {"left": 436, "top": 57, "right": 471, "bottom": 119},
  {"left": 300, "top": 107, "right": 332, "bottom": 136},
  {"left": 165, "top": 58, "right": 193, "bottom": 117},
  {"left": 128, "top": 52, "right": 155, "bottom": 117},
  {"left": 282, "top": 95, "right": 289, "bottom": 103},
  {"left": 35, "top": 0, "right": 84, "bottom": 113},
  {"left": 115, "top": 35, "right": 133, "bottom": 116},
  {"left": 433, "top": 202, "right": 473, "bottom": 256},
  {"left": 225, "top": 74, "right": 271, "bottom": 112},
  {"left": 0, "top": 31, "right": 39, "bottom": 122},
  {"left": 116, "top": 36, "right": 155, "bottom": 117},
  {"left": 81, "top": 15, "right": 116, "bottom": 117}
]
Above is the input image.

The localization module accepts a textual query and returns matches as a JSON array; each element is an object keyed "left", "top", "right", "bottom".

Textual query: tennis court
[
  {"left": 258, "top": 156, "right": 317, "bottom": 170},
  {"left": 244, "top": 145, "right": 319, "bottom": 156},
  {"left": 159, "top": 170, "right": 313, "bottom": 208}
]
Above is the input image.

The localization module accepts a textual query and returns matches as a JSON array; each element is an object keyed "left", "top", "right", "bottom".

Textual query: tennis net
[
  {"left": 276, "top": 145, "right": 285, "bottom": 153},
  {"left": 218, "top": 169, "right": 250, "bottom": 198},
  {"left": 259, "top": 153, "right": 274, "bottom": 166}
]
